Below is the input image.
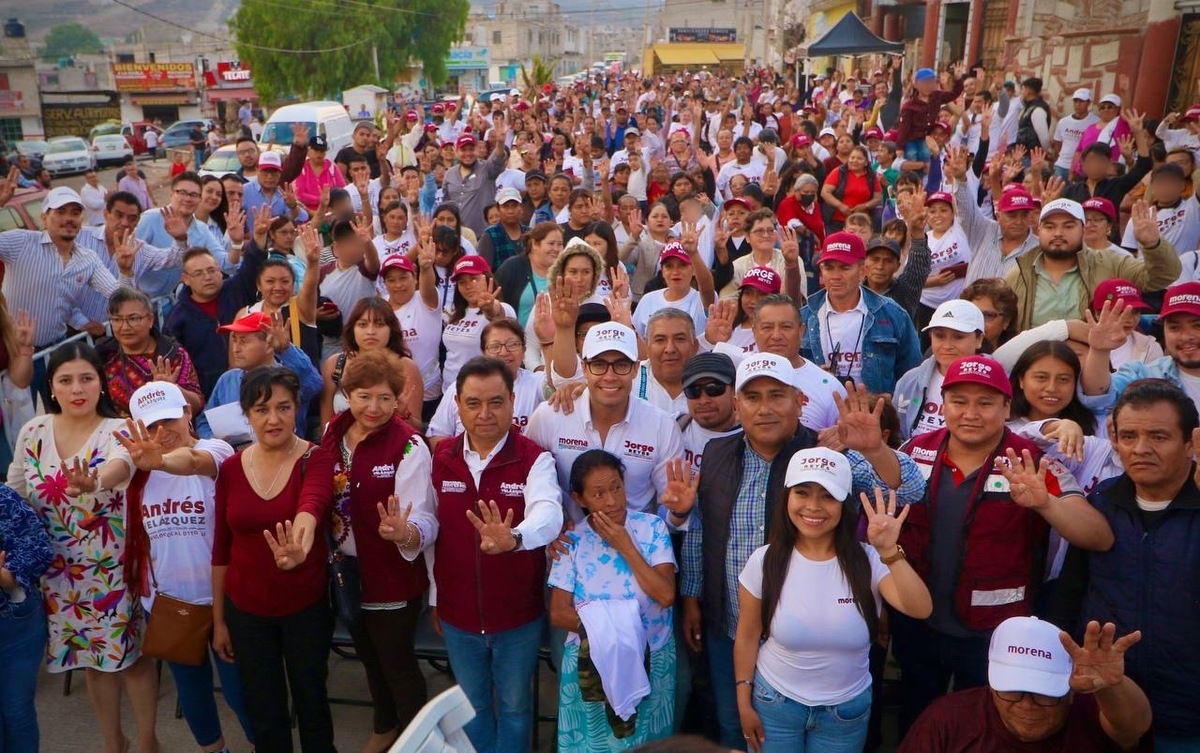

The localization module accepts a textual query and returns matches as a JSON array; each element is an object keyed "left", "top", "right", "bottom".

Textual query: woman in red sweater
[
  {"left": 321, "top": 351, "right": 436, "bottom": 753},
  {"left": 821, "top": 145, "right": 881, "bottom": 233},
  {"left": 212, "top": 367, "right": 336, "bottom": 753}
]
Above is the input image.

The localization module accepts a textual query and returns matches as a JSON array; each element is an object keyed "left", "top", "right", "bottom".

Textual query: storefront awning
[
  {"left": 206, "top": 87, "right": 258, "bottom": 102},
  {"left": 131, "top": 94, "right": 193, "bottom": 106},
  {"left": 653, "top": 46, "right": 722, "bottom": 66}
]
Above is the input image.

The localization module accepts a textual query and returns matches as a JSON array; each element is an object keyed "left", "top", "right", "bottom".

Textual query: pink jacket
[
  {"left": 1073, "top": 117, "right": 1131, "bottom": 174},
  {"left": 294, "top": 158, "right": 346, "bottom": 212}
]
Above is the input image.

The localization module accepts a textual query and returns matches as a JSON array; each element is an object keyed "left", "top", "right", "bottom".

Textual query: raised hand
[
  {"left": 704, "top": 297, "right": 737, "bottom": 344},
  {"left": 260, "top": 310, "right": 292, "bottom": 350},
  {"left": 149, "top": 356, "right": 181, "bottom": 383},
  {"left": 627, "top": 207, "right": 644, "bottom": 237},
  {"left": 994, "top": 448, "right": 1052, "bottom": 510},
  {"left": 533, "top": 291, "right": 555, "bottom": 343},
  {"left": 861, "top": 487, "right": 910, "bottom": 554},
  {"left": 477, "top": 278, "right": 504, "bottom": 318},
  {"left": 111, "top": 227, "right": 141, "bottom": 274},
  {"left": 1059, "top": 621, "right": 1141, "bottom": 694},
  {"left": 417, "top": 237, "right": 435, "bottom": 268},
  {"left": 299, "top": 223, "right": 322, "bottom": 267},
  {"left": 1084, "top": 299, "right": 1133, "bottom": 353},
  {"left": 290, "top": 122, "right": 310, "bottom": 146},
  {"left": 903, "top": 187, "right": 929, "bottom": 234},
  {"left": 549, "top": 275, "right": 580, "bottom": 329},
  {"left": 679, "top": 221, "right": 701, "bottom": 254},
  {"left": 778, "top": 226, "right": 800, "bottom": 266},
  {"left": 1043, "top": 418, "right": 1085, "bottom": 462},
  {"left": 63, "top": 456, "right": 100, "bottom": 497},
  {"left": 13, "top": 310, "right": 34, "bottom": 351},
  {"left": 0, "top": 166, "right": 18, "bottom": 206},
  {"left": 376, "top": 495, "right": 414, "bottom": 543},
  {"left": 1115, "top": 133, "right": 1135, "bottom": 164},
  {"left": 1121, "top": 108, "right": 1146, "bottom": 134},
  {"left": 834, "top": 383, "right": 886, "bottom": 453},
  {"left": 263, "top": 519, "right": 309, "bottom": 570},
  {"left": 1042, "top": 174, "right": 1066, "bottom": 203},
  {"left": 251, "top": 205, "right": 272, "bottom": 247},
  {"left": 1129, "top": 199, "right": 1161, "bottom": 248},
  {"left": 465, "top": 499, "right": 517, "bottom": 554},
  {"left": 1029, "top": 146, "right": 1047, "bottom": 172},
  {"left": 114, "top": 418, "right": 167, "bottom": 472},
  {"left": 658, "top": 458, "right": 699, "bottom": 517},
  {"left": 161, "top": 205, "right": 189, "bottom": 241},
  {"left": 226, "top": 205, "right": 246, "bottom": 244},
  {"left": 948, "top": 145, "right": 970, "bottom": 181},
  {"left": 352, "top": 213, "right": 373, "bottom": 243}
]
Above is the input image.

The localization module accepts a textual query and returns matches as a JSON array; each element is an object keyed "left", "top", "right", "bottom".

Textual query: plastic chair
[{"left": 388, "top": 685, "right": 477, "bottom": 753}]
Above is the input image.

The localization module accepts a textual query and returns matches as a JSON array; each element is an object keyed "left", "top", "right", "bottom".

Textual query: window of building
[
  {"left": 0, "top": 73, "right": 8, "bottom": 89},
  {"left": 0, "top": 118, "right": 23, "bottom": 145},
  {"left": 492, "top": 30, "right": 502, "bottom": 44}
]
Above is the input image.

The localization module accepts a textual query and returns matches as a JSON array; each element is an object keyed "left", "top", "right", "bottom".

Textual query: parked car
[
  {"left": 160, "top": 119, "right": 215, "bottom": 151},
  {"left": 42, "top": 136, "right": 95, "bottom": 176},
  {"left": 91, "top": 134, "right": 134, "bottom": 167},
  {"left": 0, "top": 186, "right": 46, "bottom": 233},
  {"left": 198, "top": 144, "right": 242, "bottom": 178},
  {"left": 89, "top": 121, "right": 122, "bottom": 140},
  {"left": 260, "top": 101, "right": 354, "bottom": 154},
  {"left": 12, "top": 140, "right": 49, "bottom": 159},
  {"left": 122, "top": 121, "right": 163, "bottom": 155}
]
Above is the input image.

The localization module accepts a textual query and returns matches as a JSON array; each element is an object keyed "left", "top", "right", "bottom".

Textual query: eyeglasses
[
  {"left": 110, "top": 314, "right": 150, "bottom": 327},
  {"left": 484, "top": 339, "right": 524, "bottom": 354},
  {"left": 585, "top": 358, "right": 635, "bottom": 376},
  {"left": 186, "top": 267, "right": 222, "bottom": 279},
  {"left": 994, "top": 691, "right": 1068, "bottom": 708},
  {"left": 750, "top": 227, "right": 776, "bottom": 237},
  {"left": 173, "top": 189, "right": 202, "bottom": 200},
  {"left": 684, "top": 382, "right": 729, "bottom": 399}
]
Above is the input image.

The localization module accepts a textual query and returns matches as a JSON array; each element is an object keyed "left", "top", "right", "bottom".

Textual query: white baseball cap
[
  {"left": 1039, "top": 198, "right": 1085, "bottom": 223},
  {"left": 1071, "top": 88, "right": 1093, "bottom": 102},
  {"left": 818, "top": 127, "right": 837, "bottom": 139},
  {"left": 735, "top": 353, "right": 795, "bottom": 392},
  {"left": 44, "top": 186, "right": 84, "bottom": 211},
  {"left": 581, "top": 322, "right": 638, "bottom": 362},
  {"left": 495, "top": 186, "right": 522, "bottom": 205},
  {"left": 784, "top": 447, "right": 852, "bottom": 500},
  {"left": 923, "top": 299, "right": 985, "bottom": 334},
  {"left": 1099, "top": 93, "right": 1122, "bottom": 107},
  {"left": 988, "top": 616, "right": 1073, "bottom": 698},
  {"left": 129, "top": 382, "right": 188, "bottom": 426}
]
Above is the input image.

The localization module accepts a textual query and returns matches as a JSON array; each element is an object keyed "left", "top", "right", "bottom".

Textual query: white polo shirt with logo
[{"left": 428, "top": 367, "right": 545, "bottom": 439}]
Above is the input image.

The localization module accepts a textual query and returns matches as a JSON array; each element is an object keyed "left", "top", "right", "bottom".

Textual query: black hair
[
  {"left": 734, "top": 136, "right": 754, "bottom": 150},
  {"left": 344, "top": 152, "right": 369, "bottom": 168},
  {"left": 200, "top": 175, "right": 229, "bottom": 234},
  {"left": 1022, "top": 77, "right": 1043, "bottom": 94},
  {"left": 455, "top": 355, "right": 514, "bottom": 395},
  {"left": 342, "top": 297, "right": 410, "bottom": 357},
  {"left": 257, "top": 257, "right": 296, "bottom": 284},
  {"left": 568, "top": 449, "right": 625, "bottom": 499},
  {"left": 1082, "top": 142, "right": 1114, "bottom": 162},
  {"left": 1113, "top": 378, "right": 1200, "bottom": 438},
  {"left": 45, "top": 342, "right": 120, "bottom": 418},
  {"left": 236, "top": 135, "right": 256, "bottom": 147},
  {"left": 330, "top": 219, "right": 358, "bottom": 243},
  {"left": 171, "top": 170, "right": 203, "bottom": 188},
  {"left": 1009, "top": 341, "right": 1096, "bottom": 434},
  {"left": 238, "top": 366, "right": 300, "bottom": 414},
  {"left": 106, "top": 190, "right": 143, "bottom": 213}
]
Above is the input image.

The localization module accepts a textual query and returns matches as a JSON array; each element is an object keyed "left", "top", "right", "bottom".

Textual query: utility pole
[{"left": 372, "top": 44, "right": 380, "bottom": 83}]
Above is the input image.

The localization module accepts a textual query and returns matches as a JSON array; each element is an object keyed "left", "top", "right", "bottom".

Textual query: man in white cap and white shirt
[
  {"left": 897, "top": 616, "right": 1152, "bottom": 752},
  {"left": 1051, "top": 89, "right": 1100, "bottom": 180},
  {"left": 0, "top": 186, "right": 135, "bottom": 349}
]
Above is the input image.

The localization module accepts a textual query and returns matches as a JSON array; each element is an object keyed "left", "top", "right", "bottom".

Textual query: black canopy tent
[{"left": 799, "top": 11, "right": 904, "bottom": 58}]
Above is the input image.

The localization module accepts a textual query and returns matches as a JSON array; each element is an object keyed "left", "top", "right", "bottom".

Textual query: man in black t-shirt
[{"left": 335, "top": 121, "right": 381, "bottom": 180}]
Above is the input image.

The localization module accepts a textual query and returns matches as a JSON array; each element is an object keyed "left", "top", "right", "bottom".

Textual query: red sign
[
  {"left": 0, "top": 90, "right": 25, "bottom": 110},
  {"left": 112, "top": 62, "right": 195, "bottom": 92},
  {"left": 216, "top": 61, "right": 252, "bottom": 83}
]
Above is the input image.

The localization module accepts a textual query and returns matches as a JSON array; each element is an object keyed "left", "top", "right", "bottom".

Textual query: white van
[{"left": 259, "top": 101, "right": 355, "bottom": 154}]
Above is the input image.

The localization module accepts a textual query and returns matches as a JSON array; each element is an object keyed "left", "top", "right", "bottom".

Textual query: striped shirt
[
  {"left": 0, "top": 230, "right": 132, "bottom": 347},
  {"left": 74, "top": 227, "right": 188, "bottom": 326}
]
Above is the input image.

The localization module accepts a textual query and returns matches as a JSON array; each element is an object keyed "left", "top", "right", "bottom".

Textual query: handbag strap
[{"left": 288, "top": 296, "right": 302, "bottom": 345}]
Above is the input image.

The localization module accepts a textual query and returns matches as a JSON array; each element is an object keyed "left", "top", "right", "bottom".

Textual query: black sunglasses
[{"left": 684, "top": 382, "right": 730, "bottom": 399}]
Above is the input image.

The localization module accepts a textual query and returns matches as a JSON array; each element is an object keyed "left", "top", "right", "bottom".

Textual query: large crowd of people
[{"left": 0, "top": 56, "right": 1197, "bottom": 753}]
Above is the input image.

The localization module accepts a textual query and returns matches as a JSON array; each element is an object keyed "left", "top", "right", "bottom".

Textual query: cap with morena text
[
  {"left": 819, "top": 231, "right": 866, "bottom": 266},
  {"left": 987, "top": 616, "right": 1072, "bottom": 698},
  {"left": 1158, "top": 282, "right": 1200, "bottom": 321}
]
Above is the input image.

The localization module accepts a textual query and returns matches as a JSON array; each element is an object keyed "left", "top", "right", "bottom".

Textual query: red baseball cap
[
  {"left": 431, "top": 103, "right": 445, "bottom": 114},
  {"left": 942, "top": 355, "right": 1012, "bottom": 398},
  {"left": 659, "top": 242, "right": 692, "bottom": 266},
  {"left": 819, "top": 231, "right": 866, "bottom": 266},
  {"left": 883, "top": 129, "right": 900, "bottom": 142},
  {"left": 864, "top": 126, "right": 884, "bottom": 140},
  {"left": 1158, "top": 282, "right": 1200, "bottom": 321},
  {"left": 455, "top": 134, "right": 477, "bottom": 149},
  {"left": 723, "top": 197, "right": 751, "bottom": 211},
  {"left": 932, "top": 120, "right": 952, "bottom": 132},
  {"left": 218, "top": 311, "right": 273, "bottom": 334},
  {"left": 1082, "top": 197, "right": 1116, "bottom": 223},
  {"left": 405, "top": 110, "right": 420, "bottom": 122},
  {"left": 791, "top": 133, "right": 812, "bottom": 149},
  {"left": 1184, "top": 105, "right": 1200, "bottom": 122},
  {"left": 381, "top": 254, "right": 416, "bottom": 276},
  {"left": 423, "top": 122, "right": 438, "bottom": 133},
  {"left": 513, "top": 100, "right": 531, "bottom": 112},
  {"left": 997, "top": 190, "right": 1035, "bottom": 213},
  {"left": 740, "top": 266, "right": 782, "bottom": 294},
  {"left": 925, "top": 191, "right": 954, "bottom": 208},
  {"left": 451, "top": 254, "right": 491, "bottom": 280},
  {"left": 1092, "top": 278, "right": 1149, "bottom": 312}
]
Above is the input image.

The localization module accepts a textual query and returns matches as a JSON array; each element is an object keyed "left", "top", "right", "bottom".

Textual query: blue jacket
[
  {"left": 800, "top": 286, "right": 922, "bottom": 396},
  {"left": 1077, "top": 472, "right": 1200, "bottom": 738},
  {"left": 892, "top": 356, "right": 939, "bottom": 440},
  {"left": 195, "top": 344, "right": 324, "bottom": 440},
  {"left": 1080, "top": 355, "right": 1182, "bottom": 416}
]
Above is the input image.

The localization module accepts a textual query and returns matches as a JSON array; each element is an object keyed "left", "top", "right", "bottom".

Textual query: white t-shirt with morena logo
[
  {"left": 441, "top": 303, "right": 516, "bottom": 390},
  {"left": 394, "top": 296, "right": 444, "bottom": 401}
]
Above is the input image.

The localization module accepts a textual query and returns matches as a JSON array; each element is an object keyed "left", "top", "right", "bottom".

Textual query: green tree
[
  {"left": 41, "top": 23, "right": 104, "bottom": 61},
  {"left": 230, "top": 0, "right": 469, "bottom": 102},
  {"left": 519, "top": 55, "right": 557, "bottom": 100}
]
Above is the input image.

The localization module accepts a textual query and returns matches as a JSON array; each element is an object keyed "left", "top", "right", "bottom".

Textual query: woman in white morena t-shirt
[
  {"left": 893, "top": 299, "right": 986, "bottom": 441},
  {"left": 734, "top": 448, "right": 931, "bottom": 753},
  {"left": 118, "top": 381, "right": 254, "bottom": 753},
  {"left": 918, "top": 191, "right": 971, "bottom": 317}
]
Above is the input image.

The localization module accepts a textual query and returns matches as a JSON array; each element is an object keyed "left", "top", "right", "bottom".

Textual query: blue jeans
[
  {"left": 707, "top": 628, "right": 744, "bottom": 750},
  {"left": 441, "top": 617, "right": 544, "bottom": 753},
  {"left": 753, "top": 673, "right": 871, "bottom": 753},
  {"left": 903, "top": 139, "right": 931, "bottom": 164},
  {"left": 169, "top": 649, "right": 255, "bottom": 748},
  {"left": 1155, "top": 735, "right": 1200, "bottom": 753},
  {"left": 0, "top": 596, "right": 47, "bottom": 753}
]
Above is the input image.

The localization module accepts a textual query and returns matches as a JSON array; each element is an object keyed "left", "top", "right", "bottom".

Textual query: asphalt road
[{"left": 53, "top": 153, "right": 175, "bottom": 206}]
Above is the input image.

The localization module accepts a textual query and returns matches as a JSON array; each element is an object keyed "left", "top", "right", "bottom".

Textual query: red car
[{"left": 121, "top": 122, "right": 163, "bottom": 156}]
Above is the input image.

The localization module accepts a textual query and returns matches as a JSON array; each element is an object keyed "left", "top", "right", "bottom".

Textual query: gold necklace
[{"left": 249, "top": 435, "right": 299, "bottom": 497}]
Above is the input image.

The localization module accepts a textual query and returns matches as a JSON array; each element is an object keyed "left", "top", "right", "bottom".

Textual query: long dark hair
[
  {"left": 759, "top": 482, "right": 877, "bottom": 639},
  {"left": 582, "top": 220, "right": 619, "bottom": 273},
  {"left": 342, "top": 297, "right": 411, "bottom": 358},
  {"left": 1009, "top": 341, "right": 1096, "bottom": 434},
  {"left": 46, "top": 341, "right": 120, "bottom": 418},
  {"left": 200, "top": 175, "right": 229, "bottom": 234}
]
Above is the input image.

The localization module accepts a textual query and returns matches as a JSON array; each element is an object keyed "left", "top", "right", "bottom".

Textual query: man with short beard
[{"left": 1003, "top": 198, "right": 1180, "bottom": 330}]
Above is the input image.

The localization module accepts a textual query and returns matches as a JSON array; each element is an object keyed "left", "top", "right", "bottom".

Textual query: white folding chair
[{"left": 388, "top": 685, "right": 477, "bottom": 753}]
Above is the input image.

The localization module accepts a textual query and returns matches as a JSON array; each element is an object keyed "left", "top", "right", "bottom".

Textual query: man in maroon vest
[
  {"left": 894, "top": 354, "right": 1114, "bottom": 736},
  {"left": 429, "top": 356, "right": 564, "bottom": 753}
]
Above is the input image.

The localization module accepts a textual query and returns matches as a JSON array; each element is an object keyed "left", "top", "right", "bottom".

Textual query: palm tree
[{"left": 519, "top": 54, "right": 557, "bottom": 99}]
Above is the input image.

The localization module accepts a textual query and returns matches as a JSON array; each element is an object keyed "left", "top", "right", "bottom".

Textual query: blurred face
[
  {"left": 819, "top": 260, "right": 864, "bottom": 300},
  {"left": 1019, "top": 355, "right": 1077, "bottom": 421},
  {"left": 84, "top": 170, "right": 98, "bottom": 186},
  {"left": 943, "top": 384, "right": 1009, "bottom": 449},
  {"left": 930, "top": 328, "right": 983, "bottom": 370},
  {"left": 246, "top": 384, "right": 296, "bottom": 449},
  {"left": 584, "top": 350, "right": 636, "bottom": 410},
  {"left": 990, "top": 690, "right": 1072, "bottom": 745},
  {"left": 229, "top": 331, "right": 271, "bottom": 369},
  {"left": 926, "top": 201, "right": 954, "bottom": 233},
  {"left": 51, "top": 359, "right": 103, "bottom": 418},
  {"left": 110, "top": 300, "right": 155, "bottom": 351},
  {"left": 717, "top": 130, "right": 732, "bottom": 150},
  {"left": 647, "top": 317, "right": 697, "bottom": 384},
  {"left": 482, "top": 328, "right": 525, "bottom": 375},
  {"left": 353, "top": 127, "right": 371, "bottom": 149},
  {"left": 1152, "top": 175, "right": 1186, "bottom": 206},
  {"left": 864, "top": 249, "right": 900, "bottom": 289},
  {"left": 45, "top": 204, "right": 84, "bottom": 242},
  {"left": 124, "top": 161, "right": 139, "bottom": 177},
  {"left": 754, "top": 303, "right": 802, "bottom": 361},
  {"left": 105, "top": 199, "right": 140, "bottom": 235},
  {"left": 969, "top": 296, "right": 1010, "bottom": 345},
  {"left": 379, "top": 188, "right": 401, "bottom": 208},
  {"left": 736, "top": 378, "right": 802, "bottom": 449},
  {"left": 563, "top": 253, "right": 596, "bottom": 292},
  {"left": 788, "top": 482, "right": 842, "bottom": 540},
  {"left": 347, "top": 382, "right": 398, "bottom": 432},
  {"left": 1164, "top": 314, "right": 1200, "bottom": 370},
  {"left": 182, "top": 254, "right": 224, "bottom": 300},
  {"left": 574, "top": 465, "right": 627, "bottom": 525},
  {"left": 1082, "top": 151, "right": 1112, "bottom": 181},
  {"left": 258, "top": 266, "right": 294, "bottom": 307},
  {"left": 1112, "top": 402, "right": 1193, "bottom": 490},
  {"left": 1038, "top": 214, "right": 1084, "bottom": 258},
  {"left": 349, "top": 162, "right": 370, "bottom": 185}
]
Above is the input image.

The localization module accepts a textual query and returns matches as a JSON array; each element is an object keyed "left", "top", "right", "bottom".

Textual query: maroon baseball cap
[
  {"left": 1092, "top": 278, "right": 1149, "bottom": 312},
  {"left": 942, "top": 355, "right": 1012, "bottom": 398},
  {"left": 1184, "top": 105, "right": 1200, "bottom": 122},
  {"left": 819, "top": 231, "right": 866, "bottom": 266},
  {"left": 450, "top": 254, "right": 491, "bottom": 280},
  {"left": 1158, "top": 282, "right": 1200, "bottom": 321},
  {"left": 431, "top": 103, "right": 445, "bottom": 114},
  {"left": 659, "top": 242, "right": 692, "bottom": 266},
  {"left": 925, "top": 191, "right": 954, "bottom": 208},
  {"left": 723, "top": 197, "right": 751, "bottom": 211},
  {"left": 381, "top": 254, "right": 416, "bottom": 276},
  {"left": 740, "top": 266, "right": 782, "bottom": 294},
  {"left": 455, "top": 134, "right": 477, "bottom": 149},
  {"left": 997, "top": 190, "right": 1035, "bottom": 213},
  {"left": 1082, "top": 197, "right": 1116, "bottom": 223},
  {"left": 405, "top": 110, "right": 420, "bottom": 122},
  {"left": 791, "top": 133, "right": 812, "bottom": 149},
  {"left": 932, "top": 120, "right": 952, "bottom": 133},
  {"left": 423, "top": 122, "right": 438, "bottom": 133},
  {"left": 883, "top": 129, "right": 900, "bottom": 142},
  {"left": 864, "top": 126, "right": 884, "bottom": 140}
]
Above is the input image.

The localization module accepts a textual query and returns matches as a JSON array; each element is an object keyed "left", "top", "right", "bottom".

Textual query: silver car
[{"left": 43, "top": 136, "right": 95, "bottom": 176}]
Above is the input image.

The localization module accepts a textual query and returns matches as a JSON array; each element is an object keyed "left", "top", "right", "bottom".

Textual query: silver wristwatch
[{"left": 509, "top": 528, "right": 523, "bottom": 552}]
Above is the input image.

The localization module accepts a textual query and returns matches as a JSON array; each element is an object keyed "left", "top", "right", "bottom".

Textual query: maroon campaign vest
[{"left": 432, "top": 427, "right": 548, "bottom": 633}]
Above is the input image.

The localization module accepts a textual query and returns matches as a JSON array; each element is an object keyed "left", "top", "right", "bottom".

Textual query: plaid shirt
[{"left": 482, "top": 222, "right": 529, "bottom": 267}]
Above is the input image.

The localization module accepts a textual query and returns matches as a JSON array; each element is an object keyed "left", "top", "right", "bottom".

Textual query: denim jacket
[
  {"left": 892, "top": 356, "right": 940, "bottom": 440},
  {"left": 1079, "top": 355, "right": 1182, "bottom": 416},
  {"left": 800, "top": 286, "right": 923, "bottom": 396}
]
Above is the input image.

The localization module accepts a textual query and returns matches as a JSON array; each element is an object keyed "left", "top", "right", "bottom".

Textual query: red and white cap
[
  {"left": 405, "top": 110, "right": 420, "bottom": 121},
  {"left": 1092, "top": 278, "right": 1149, "bottom": 312},
  {"left": 864, "top": 126, "right": 884, "bottom": 140},
  {"left": 455, "top": 134, "right": 477, "bottom": 149},
  {"left": 941, "top": 355, "right": 1012, "bottom": 398},
  {"left": 1158, "top": 282, "right": 1200, "bottom": 321},
  {"left": 819, "top": 231, "right": 866, "bottom": 266},
  {"left": 791, "top": 133, "right": 812, "bottom": 149},
  {"left": 924, "top": 191, "right": 954, "bottom": 208},
  {"left": 129, "top": 381, "right": 187, "bottom": 426},
  {"left": 257, "top": 151, "right": 283, "bottom": 171},
  {"left": 988, "top": 617, "right": 1072, "bottom": 698},
  {"left": 431, "top": 102, "right": 446, "bottom": 114},
  {"left": 1184, "top": 105, "right": 1200, "bottom": 122},
  {"left": 1082, "top": 197, "right": 1116, "bottom": 222},
  {"left": 997, "top": 191, "right": 1035, "bottom": 213},
  {"left": 932, "top": 120, "right": 952, "bottom": 132},
  {"left": 380, "top": 254, "right": 416, "bottom": 276},
  {"left": 784, "top": 448, "right": 852, "bottom": 500},
  {"left": 740, "top": 266, "right": 782, "bottom": 294},
  {"left": 450, "top": 254, "right": 490, "bottom": 280},
  {"left": 659, "top": 242, "right": 692, "bottom": 266}
]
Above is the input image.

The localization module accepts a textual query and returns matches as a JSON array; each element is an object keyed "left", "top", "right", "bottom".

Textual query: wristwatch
[
  {"left": 881, "top": 544, "right": 906, "bottom": 566},
  {"left": 509, "top": 528, "right": 523, "bottom": 552}
]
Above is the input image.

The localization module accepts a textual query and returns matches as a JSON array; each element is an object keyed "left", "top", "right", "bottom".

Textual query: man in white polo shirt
[{"left": 526, "top": 321, "right": 687, "bottom": 526}]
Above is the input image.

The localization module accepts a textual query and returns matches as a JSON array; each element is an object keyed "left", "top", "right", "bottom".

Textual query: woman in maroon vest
[{"left": 321, "top": 350, "right": 435, "bottom": 753}]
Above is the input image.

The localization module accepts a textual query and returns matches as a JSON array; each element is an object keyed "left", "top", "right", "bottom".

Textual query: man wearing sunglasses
[
  {"left": 898, "top": 616, "right": 1151, "bottom": 752},
  {"left": 679, "top": 352, "right": 740, "bottom": 475}
]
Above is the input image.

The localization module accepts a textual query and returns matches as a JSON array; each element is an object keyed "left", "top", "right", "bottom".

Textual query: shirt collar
[
  {"left": 578, "top": 392, "right": 634, "bottom": 431},
  {"left": 463, "top": 431, "right": 509, "bottom": 466}
]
